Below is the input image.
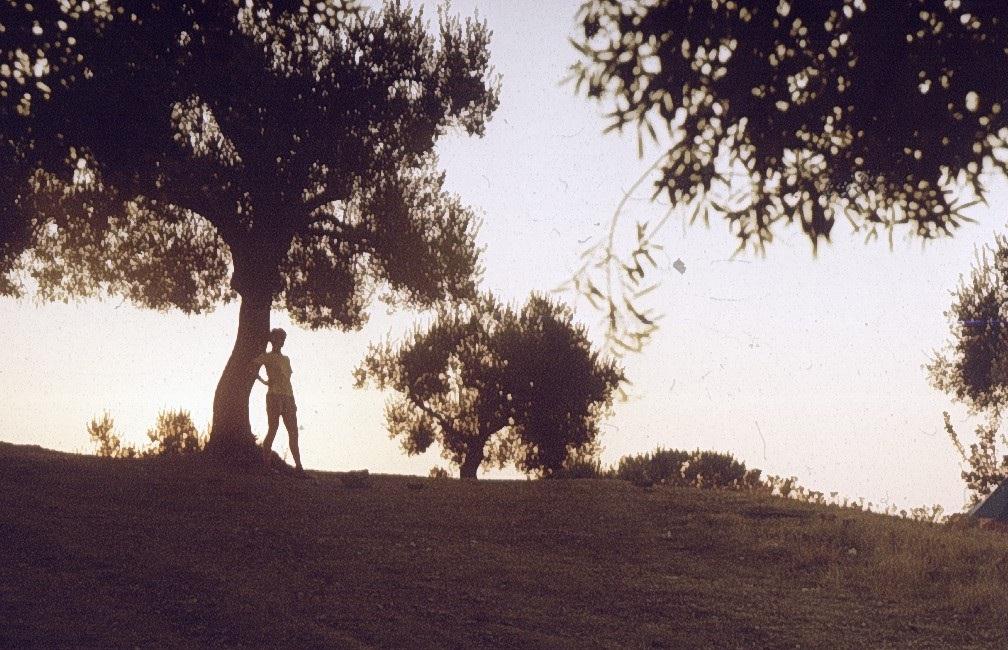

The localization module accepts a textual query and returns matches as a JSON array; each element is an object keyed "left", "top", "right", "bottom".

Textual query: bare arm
[{"left": 248, "top": 356, "right": 269, "bottom": 386}]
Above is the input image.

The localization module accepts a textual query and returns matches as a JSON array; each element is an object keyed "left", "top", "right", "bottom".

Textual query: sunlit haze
[{"left": 1, "top": 0, "right": 1001, "bottom": 514}]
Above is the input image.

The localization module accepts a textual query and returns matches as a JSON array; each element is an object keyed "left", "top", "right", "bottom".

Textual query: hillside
[{"left": 1, "top": 442, "right": 1007, "bottom": 648}]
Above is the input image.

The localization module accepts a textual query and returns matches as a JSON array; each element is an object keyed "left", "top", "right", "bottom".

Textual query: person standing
[{"left": 249, "top": 327, "right": 304, "bottom": 473}]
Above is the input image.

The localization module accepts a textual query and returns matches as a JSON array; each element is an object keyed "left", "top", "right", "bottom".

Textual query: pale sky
[{"left": 0, "top": 1, "right": 1001, "bottom": 513}]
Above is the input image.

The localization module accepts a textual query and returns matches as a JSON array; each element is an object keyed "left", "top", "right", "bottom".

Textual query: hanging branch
[{"left": 556, "top": 151, "right": 685, "bottom": 356}]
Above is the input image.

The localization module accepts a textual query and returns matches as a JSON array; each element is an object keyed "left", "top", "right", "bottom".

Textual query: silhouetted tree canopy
[
  {"left": 572, "top": 0, "right": 1007, "bottom": 251},
  {"left": 0, "top": 0, "right": 500, "bottom": 457},
  {"left": 930, "top": 234, "right": 1008, "bottom": 497},
  {"left": 355, "top": 293, "right": 624, "bottom": 479},
  {"left": 930, "top": 234, "right": 1008, "bottom": 416}
]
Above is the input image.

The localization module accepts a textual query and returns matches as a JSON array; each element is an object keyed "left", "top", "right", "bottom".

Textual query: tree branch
[
  {"left": 306, "top": 217, "right": 373, "bottom": 252},
  {"left": 412, "top": 398, "right": 456, "bottom": 439},
  {"left": 303, "top": 186, "right": 351, "bottom": 222},
  {"left": 115, "top": 158, "right": 244, "bottom": 251}
]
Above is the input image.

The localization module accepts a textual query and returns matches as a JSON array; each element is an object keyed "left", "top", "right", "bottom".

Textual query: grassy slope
[{"left": 2, "top": 443, "right": 1007, "bottom": 649}]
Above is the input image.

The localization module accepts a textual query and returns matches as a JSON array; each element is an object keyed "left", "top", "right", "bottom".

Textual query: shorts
[{"left": 266, "top": 393, "right": 297, "bottom": 419}]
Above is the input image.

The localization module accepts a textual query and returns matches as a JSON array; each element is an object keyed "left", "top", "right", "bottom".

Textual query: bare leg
[
  {"left": 282, "top": 408, "right": 302, "bottom": 471},
  {"left": 263, "top": 407, "right": 280, "bottom": 467}
]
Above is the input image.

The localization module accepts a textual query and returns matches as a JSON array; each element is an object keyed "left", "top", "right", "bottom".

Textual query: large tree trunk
[
  {"left": 206, "top": 292, "right": 270, "bottom": 464},
  {"left": 459, "top": 443, "right": 485, "bottom": 480}
]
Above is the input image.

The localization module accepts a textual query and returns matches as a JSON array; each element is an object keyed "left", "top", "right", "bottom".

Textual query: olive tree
[
  {"left": 0, "top": 1, "right": 499, "bottom": 461},
  {"left": 355, "top": 293, "right": 624, "bottom": 478},
  {"left": 930, "top": 234, "right": 1008, "bottom": 498}
]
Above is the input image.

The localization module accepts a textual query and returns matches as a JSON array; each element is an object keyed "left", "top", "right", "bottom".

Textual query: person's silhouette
[{"left": 249, "top": 328, "right": 304, "bottom": 473}]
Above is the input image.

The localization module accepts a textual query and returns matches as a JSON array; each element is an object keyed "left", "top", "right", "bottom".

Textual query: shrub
[
  {"left": 614, "top": 447, "right": 690, "bottom": 485},
  {"left": 144, "top": 409, "right": 206, "bottom": 456},
  {"left": 765, "top": 475, "right": 800, "bottom": 499},
  {"left": 905, "top": 504, "right": 946, "bottom": 524},
  {"left": 613, "top": 452, "right": 650, "bottom": 484},
  {"left": 680, "top": 450, "right": 749, "bottom": 489},
  {"left": 429, "top": 466, "right": 450, "bottom": 479},
  {"left": 87, "top": 412, "right": 138, "bottom": 459},
  {"left": 89, "top": 409, "right": 206, "bottom": 460},
  {"left": 741, "top": 468, "right": 763, "bottom": 489},
  {"left": 550, "top": 455, "right": 606, "bottom": 479},
  {"left": 613, "top": 448, "right": 764, "bottom": 490}
]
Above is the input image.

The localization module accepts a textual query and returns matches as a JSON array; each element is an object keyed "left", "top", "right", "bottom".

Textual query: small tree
[
  {"left": 929, "top": 234, "right": 1008, "bottom": 499},
  {"left": 145, "top": 409, "right": 206, "bottom": 457},
  {"left": 87, "top": 412, "right": 137, "bottom": 459},
  {"left": 355, "top": 293, "right": 624, "bottom": 479},
  {"left": 495, "top": 295, "right": 625, "bottom": 477}
]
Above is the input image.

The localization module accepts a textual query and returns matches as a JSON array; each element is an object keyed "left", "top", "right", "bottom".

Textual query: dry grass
[
  {"left": 706, "top": 498, "right": 1008, "bottom": 612},
  {"left": 2, "top": 442, "right": 1007, "bottom": 648}
]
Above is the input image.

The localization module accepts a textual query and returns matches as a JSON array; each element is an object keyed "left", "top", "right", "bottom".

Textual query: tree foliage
[
  {"left": 567, "top": 0, "right": 1008, "bottom": 351},
  {"left": 929, "top": 234, "right": 1008, "bottom": 415},
  {"left": 573, "top": 0, "right": 1005, "bottom": 249},
  {"left": 1, "top": 0, "right": 497, "bottom": 316},
  {"left": 930, "top": 234, "right": 1008, "bottom": 497},
  {"left": 355, "top": 293, "right": 624, "bottom": 478},
  {"left": 942, "top": 411, "right": 1007, "bottom": 501},
  {"left": 87, "top": 411, "right": 138, "bottom": 459},
  {"left": 87, "top": 408, "right": 206, "bottom": 458},
  {"left": 146, "top": 409, "right": 206, "bottom": 456},
  {"left": 612, "top": 446, "right": 761, "bottom": 489}
]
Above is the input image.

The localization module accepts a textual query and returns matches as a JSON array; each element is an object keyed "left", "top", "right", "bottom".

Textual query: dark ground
[{"left": 1, "top": 442, "right": 1006, "bottom": 648}]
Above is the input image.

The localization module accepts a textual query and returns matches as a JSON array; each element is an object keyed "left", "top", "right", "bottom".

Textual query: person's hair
[{"left": 268, "top": 328, "right": 287, "bottom": 348}]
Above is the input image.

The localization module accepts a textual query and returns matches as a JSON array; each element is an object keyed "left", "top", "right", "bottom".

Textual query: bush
[
  {"left": 87, "top": 412, "right": 138, "bottom": 459},
  {"left": 87, "top": 409, "right": 206, "bottom": 460},
  {"left": 741, "top": 468, "right": 763, "bottom": 489},
  {"left": 144, "top": 409, "right": 206, "bottom": 457},
  {"left": 429, "top": 466, "right": 450, "bottom": 479},
  {"left": 906, "top": 504, "right": 946, "bottom": 524},
  {"left": 612, "top": 448, "right": 763, "bottom": 490},
  {"left": 764, "top": 475, "right": 799, "bottom": 499},
  {"left": 550, "top": 455, "right": 606, "bottom": 479},
  {"left": 614, "top": 447, "right": 690, "bottom": 485},
  {"left": 680, "top": 450, "right": 749, "bottom": 489}
]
